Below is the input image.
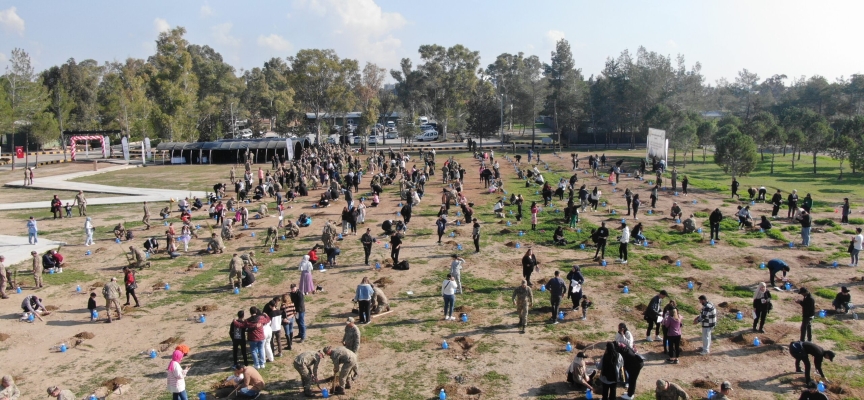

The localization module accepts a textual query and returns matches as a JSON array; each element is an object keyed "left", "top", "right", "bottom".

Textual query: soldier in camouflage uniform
[
  {"left": 342, "top": 317, "right": 361, "bottom": 354},
  {"left": 512, "top": 279, "right": 534, "bottom": 333},
  {"left": 321, "top": 221, "right": 338, "bottom": 249},
  {"left": 293, "top": 351, "right": 323, "bottom": 397},
  {"left": 240, "top": 251, "right": 258, "bottom": 269},
  {"left": 370, "top": 285, "right": 390, "bottom": 314},
  {"left": 228, "top": 254, "right": 243, "bottom": 288},
  {"left": 655, "top": 379, "right": 690, "bottom": 400},
  {"left": 323, "top": 346, "right": 358, "bottom": 395},
  {"left": 208, "top": 233, "right": 225, "bottom": 254}
]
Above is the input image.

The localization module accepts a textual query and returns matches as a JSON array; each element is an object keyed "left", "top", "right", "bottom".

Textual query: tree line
[{"left": 2, "top": 26, "right": 864, "bottom": 176}]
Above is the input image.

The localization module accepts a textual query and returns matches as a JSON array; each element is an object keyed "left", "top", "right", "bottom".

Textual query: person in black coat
[
  {"left": 592, "top": 222, "right": 609, "bottom": 261},
  {"left": 770, "top": 189, "right": 783, "bottom": 217},
  {"left": 616, "top": 341, "right": 645, "bottom": 399},
  {"left": 709, "top": 208, "right": 723, "bottom": 240},
  {"left": 789, "top": 341, "right": 835, "bottom": 385},
  {"left": 521, "top": 249, "right": 538, "bottom": 286},
  {"left": 644, "top": 290, "right": 668, "bottom": 341},
  {"left": 400, "top": 203, "right": 413, "bottom": 226},
  {"left": 753, "top": 282, "right": 772, "bottom": 333},
  {"left": 598, "top": 342, "right": 620, "bottom": 400},
  {"left": 796, "top": 287, "right": 816, "bottom": 342},
  {"left": 565, "top": 265, "right": 584, "bottom": 310},
  {"left": 788, "top": 190, "right": 800, "bottom": 219},
  {"left": 730, "top": 178, "right": 740, "bottom": 199},
  {"left": 799, "top": 381, "right": 830, "bottom": 400}
]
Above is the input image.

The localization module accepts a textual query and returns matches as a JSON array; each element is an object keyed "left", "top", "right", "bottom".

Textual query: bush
[
  {"left": 814, "top": 288, "right": 836, "bottom": 300},
  {"left": 765, "top": 229, "right": 787, "bottom": 242},
  {"left": 848, "top": 218, "right": 864, "bottom": 225},
  {"left": 814, "top": 218, "right": 837, "bottom": 227}
]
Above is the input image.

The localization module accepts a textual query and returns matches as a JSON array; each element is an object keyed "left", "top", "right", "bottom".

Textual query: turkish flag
[{"left": 15, "top": 146, "right": 24, "bottom": 159}]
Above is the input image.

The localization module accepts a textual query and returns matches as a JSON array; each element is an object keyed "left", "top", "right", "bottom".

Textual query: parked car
[
  {"left": 414, "top": 131, "right": 439, "bottom": 142},
  {"left": 419, "top": 116, "right": 429, "bottom": 124},
  {"left": 368, "top": 135, "right": 379, "bottom": 144},
  {"left": 385, "top": 131, "right": 398, "bottom": 140},
  {"left": 386, "top": 121, "right": 396, "bottom": 129}
]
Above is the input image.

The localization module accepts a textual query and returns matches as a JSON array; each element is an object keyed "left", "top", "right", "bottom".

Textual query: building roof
[{"left": 154, "top": 136, "right": 312, "bottom": 152}]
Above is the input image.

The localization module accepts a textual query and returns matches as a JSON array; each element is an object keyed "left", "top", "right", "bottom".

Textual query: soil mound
[
  {"left": 466, "top": 386, "right": 483, "bottom": 395},
  {"left": 454, "top": 305, "right": 473, "bottom": 313},
  {"left": 505, "top": 241, "right": 516, "bottom": 247},
  {"left": 101, "top": 377, "right": 131, "bottom": 391},
  {"left": 693, "top": 379, "right": 716, "bottom": 389},
  {"left": 74, "top": 332, "right": 95, "bottom": 339},
  {"left": 373, "top": 277, "right": 394, "bottom": 287},
  {"left": 635, "top": 304, "right": 647, "bottom": 312},
  {"left": 660, "top": 255, "right": 675, "bottom": 264},
  {"left": 45, "top": 305, "right": 60, "bottom": 311},
  {"left": 455, "top": 336, "right": 475, "bottom": 351},
  {"left": 195, "top": 305, "right": 218, "bottom": 312},
  {"left": 617, "top": 280, "right": 632, "bottom": 288},
  {"left": 500, "top": 229, "right": 514, "bottom": 234},
  {"left": 537, "top": 278, "right": 548, "bottom": 285},
  {"left": 0, "top": 333, "right": 9, "bottom": 341}
]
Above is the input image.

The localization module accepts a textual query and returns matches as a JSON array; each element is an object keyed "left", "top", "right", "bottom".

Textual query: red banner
[{"left": 15, "top": 146, "right": 24, "bottom": 159}]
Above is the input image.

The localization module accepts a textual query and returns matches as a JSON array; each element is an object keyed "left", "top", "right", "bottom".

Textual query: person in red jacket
[
  {"left": 307, "top": 245, "right": 319, "bottom": 264},
  {"left": 233, "top": 307, "right": 270, "bottom": 369}
]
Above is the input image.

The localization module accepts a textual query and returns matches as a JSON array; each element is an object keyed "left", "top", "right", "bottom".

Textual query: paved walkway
[
  {"left": 0, "top": 235, "right": 66, "bottom": 267},
  {"left": 1, "top": 165, "right": 207, "bottom": 211}
]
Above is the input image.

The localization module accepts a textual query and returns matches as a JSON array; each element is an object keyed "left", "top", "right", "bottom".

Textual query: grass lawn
[{"left": 70, "top": 164, "right": 233, "bottom": 192}]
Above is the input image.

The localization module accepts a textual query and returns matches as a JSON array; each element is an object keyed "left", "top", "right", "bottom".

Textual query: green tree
[
  {"left": 696, "top": 120, "right": 717, "bottom": 163},
  {"left": 289, "top": 49, "right": 357, "bottom": 142},
  {"left": 545, "top": 39, "right": 586, "bottom": 149},
  {"left": 148, "top": 27, "right": 199, "bottom": 141},
  {"left": 416, "top": 44, "right": 480, "bottom": 140},
  {"left": 2, "top": 48, "right": 52, "bottom": 164},
  {"left": 830, "top": 135, "right": 855, "bottom": 179},
  {"left": 763, "top": 125, "right": 786, "bottom": 174},
  {"left": 714, "top": 127, "right": 758, "bottom": 178},
  {"left": 806, "top": 120, "right": 833, "bottom": 174},
  {"left": 465, "top": 81, "right": 500, "bottom": 149},
  {"left": 516, "top": 55, "right": 546, "bottom": 147},
  {"left": 785, "top": 127, "right": 805, "bottom": 170}
]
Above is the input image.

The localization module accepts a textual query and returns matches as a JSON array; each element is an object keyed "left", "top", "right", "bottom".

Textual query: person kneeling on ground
[
  {"left": 833, "top": 286, "right": 851, "bottom": 313},
  {"left": 670, "top": 203, "right": 682, "bottom": 220},
  {"left": 232, "top": 364, "right": 265, "bottom": 398},
  {"left": 553, "top": 226, "right": 568, "bottom": 245},
  {"left": 114, "top": 223, "right": 126, "bottom": 240},
  {"left": 566, "top": 351, "right": 595, "bottom": 391},
  {"left": 208, "top": 233, "right": 225, "bottom": 254},
  {"left": 759, "top": 215, "right": 772, "bottom": 231},
  {"left": 682, "top": 215, "right": 697, "bottom": 234},
  {"left": 655, "top": 379, "right": 689, "bottom": 400},
  {"left": 493, "top": 200, "right": 505, "bottom": 218}
]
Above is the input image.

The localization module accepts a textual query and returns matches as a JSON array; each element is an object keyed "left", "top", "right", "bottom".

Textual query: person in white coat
[
  {"left": 616, "top": 221, "right": 631, "bottom": 264},
  {"left": 84, "top": 217, "right": 95, "bottom": 246}
]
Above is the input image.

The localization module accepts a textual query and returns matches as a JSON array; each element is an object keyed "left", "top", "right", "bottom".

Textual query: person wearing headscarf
[
  {"left": 753, "top": 282, "right": 772, "bottom": 333},
  {"left": 298, "top": 255, "right": 315, "bottom": 295},
  {"left": 167, "top": 345, "right": 190, "bottom": 400}
]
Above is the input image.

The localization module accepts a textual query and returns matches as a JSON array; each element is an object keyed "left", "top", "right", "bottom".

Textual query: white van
[
  {"left": 414, "top": 130, "right": 439, "bottom": 142},
  {"left": 419, "top": 116, "right": 429, "bottom": 124}
]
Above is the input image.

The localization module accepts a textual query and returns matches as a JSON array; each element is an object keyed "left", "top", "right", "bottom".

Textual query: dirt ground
[{"left": 0, "top": 150, "right": 861, "bottom": 400}]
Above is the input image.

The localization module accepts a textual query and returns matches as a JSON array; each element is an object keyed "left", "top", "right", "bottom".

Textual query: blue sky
[{"left": 1, "top": 0, "right": 862, "bottom": 85}]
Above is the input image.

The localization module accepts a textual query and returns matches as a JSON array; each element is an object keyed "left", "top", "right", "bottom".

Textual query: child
[
  {"left": 580, "top": 295, "right": 592, "bottom": 320},
  {"left": 65, "top": 203, "right": 73, "bottom": 218},
  {"left": 87, "top": 292, "right": 98, "bottom": 322}
]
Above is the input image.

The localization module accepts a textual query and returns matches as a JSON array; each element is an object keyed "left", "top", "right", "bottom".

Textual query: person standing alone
[
  {"left": 471, "top": 218, "right": 481, "bottom": 253},
  {"left": 796, "top": 287, "right": 815, "bottom": 342}
]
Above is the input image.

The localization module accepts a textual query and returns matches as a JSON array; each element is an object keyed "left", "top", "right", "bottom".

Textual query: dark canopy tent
[{"left": 154, "top": 137, "right": 312, "bottom": 164}]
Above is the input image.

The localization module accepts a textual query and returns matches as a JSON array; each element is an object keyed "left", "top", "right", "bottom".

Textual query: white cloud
[
  {"left": 293, "top": 0, "right": 406, "bottom": 66},
  {"left": 0, "top": 7, "right": 25, "bottom": 36},
  {"left": 257, "top": 34, "right": 293, "bottom": 52},
  {"left": 200, "top": 4, "right": 214, "bottom": 18},
  {"left": 546, "top": 29, "right": 565, "bottom": 43},
  {"left": 211, "top": 22, "right": 241, "bottom": 47},
  {"left": 154, "top": 18, "right": 170, "bottom": 33},
  {"left": 668, "top": 39, "right": 678, "bottom": 48},
  {"left": 293, "top": 0, "right": 327, "bottom": 16}
]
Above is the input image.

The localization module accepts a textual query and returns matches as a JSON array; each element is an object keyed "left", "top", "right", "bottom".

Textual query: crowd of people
[{"left": 2, "top": 142, "right": 856, "bottom": 400}]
